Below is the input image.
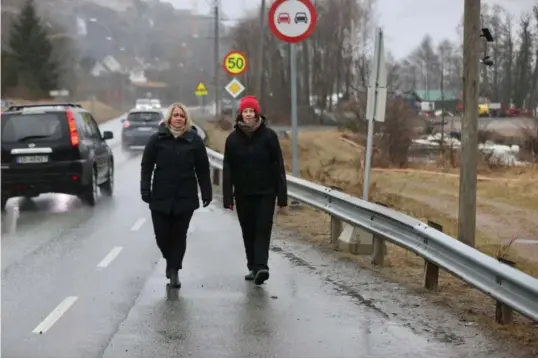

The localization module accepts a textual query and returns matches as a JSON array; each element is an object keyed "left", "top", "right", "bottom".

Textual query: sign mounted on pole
[
  {"left": 268, "top": 0, "right": 318, "bottom": 43},
  {"left": 223, "top": 50, "right": 248, "bottom": 76},
  {"left": 224, "top": 78, "right": 245, "bottom": 99},
  {"left": 195, "top": 82, "right": 208, "bottom": 97}
]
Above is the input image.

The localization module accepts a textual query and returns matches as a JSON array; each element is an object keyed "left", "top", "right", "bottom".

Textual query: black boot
[
  {"left": 244, "top": 270, "right": 255, "bottom": 281},
  {"left": 254, "top": 269, "right": 269, "bottom": 285},
  {"left": 169, "top": 270, "right": 181, "bottom": 288}
]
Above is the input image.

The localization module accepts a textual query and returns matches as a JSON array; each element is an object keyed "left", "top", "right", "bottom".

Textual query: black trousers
[
  {"left": 235, "top": 195, "right": 276, "bottom": 272},
  {"left": 151, "top": 210, "right": 194, "bottom": 270}
]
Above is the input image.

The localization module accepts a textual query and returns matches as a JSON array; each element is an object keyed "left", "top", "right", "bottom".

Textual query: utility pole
[
  {"left": 255, "top": 0, "right": 266, "bottom": 102},
  {"left": 458, "top": 0, "right": 481, "bottom": 248},
  {"left": 440, "top": 69, "right": 445, "bottom": 152},
  {"left": 213, "top": 0, "right": 220, "bottom": 117}
]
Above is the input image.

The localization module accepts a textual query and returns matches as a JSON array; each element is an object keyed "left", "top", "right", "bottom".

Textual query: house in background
[
  {"left": 407, "top": 89, "right": 461, "bottom": 112},
  {"left": 90, "top": 54, "right": 146, "bottom": 81}
]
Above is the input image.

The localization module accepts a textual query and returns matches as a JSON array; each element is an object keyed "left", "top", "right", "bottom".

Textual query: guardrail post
[
  {"left": 330, "top": 216, "right": 342, "bottom": 244},
  {"left": 424, "top": 220, "right": 441, "bottom": 291},
  {"left": 372, "top": 202, "right": 388, "bottom": 265},
  {"left": 495, "top": 257, "right": 516, "bottom": 324},
  {"left": 329, "top": 186, "right": 343, "bottom": 245},
  {"left": 212, "top": 168, "right": 220, "bottom": 186}
]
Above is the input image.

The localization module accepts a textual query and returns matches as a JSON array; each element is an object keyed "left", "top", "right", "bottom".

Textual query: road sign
[
  {"left": 224, "top": 78, "right": 245, "bottom": 99},
  {"left": 195, "top": 82, "right": 208, "bottom": 97},
  {"left": 268, "top": 0, "right": 317, "bottom": 43},
  {"left": 223, "top": 51, "right": 248, "bottom": 76}
]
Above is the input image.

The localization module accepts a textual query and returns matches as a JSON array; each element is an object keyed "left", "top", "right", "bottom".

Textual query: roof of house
[{"left": 414, "top": 90, "right": 460, "bottom": 102}]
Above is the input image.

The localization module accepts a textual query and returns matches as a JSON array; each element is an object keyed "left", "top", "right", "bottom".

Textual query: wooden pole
[{"left": 458, "top": 0, "right": 481, "bottom": 247}]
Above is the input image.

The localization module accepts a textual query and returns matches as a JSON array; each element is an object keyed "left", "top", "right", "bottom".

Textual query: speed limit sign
[{"left": 223, "top": 50, "right": 248, "bottom": 76}]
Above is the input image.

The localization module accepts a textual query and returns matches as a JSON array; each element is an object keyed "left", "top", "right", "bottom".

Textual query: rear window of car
[
  {"left": 1, "top": 112, "right": 65, "bottom": 143},
  {"left": 127, "top": 112, "right": 162, "bottom": 122},
  {"left": 136, "top": 99, "right": 150, "bottom": 104}
]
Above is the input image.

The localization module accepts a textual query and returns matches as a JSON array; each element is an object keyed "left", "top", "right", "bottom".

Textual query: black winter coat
[
  {"left": 222, "top": 116, "right": 288, "bottom": 207},
  {"left": 140, "top": 125, "right": 212, "bottom": 214}
]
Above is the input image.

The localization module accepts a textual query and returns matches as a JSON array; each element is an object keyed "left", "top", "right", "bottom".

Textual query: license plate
[
  {"left": 137, "top": 127, "right": 153, "bottom": 132},
  {"left": 16, "top": 155, "right": 49, "bottom": 164}
]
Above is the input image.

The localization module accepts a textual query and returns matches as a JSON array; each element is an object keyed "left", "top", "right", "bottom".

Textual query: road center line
[
  {"left": 130, "top": 217, "right": 147, "bottom": 231},
  {"left": 32, "top": 296, "right": 78, "bottom": 334},
  {"left": 96, "top": 246, "right": 123, "bottom": 268}
]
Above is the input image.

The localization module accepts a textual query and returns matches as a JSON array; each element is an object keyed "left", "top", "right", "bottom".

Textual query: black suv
[{"left": 1, "top": 103, "right": 115, "bottom": 210}]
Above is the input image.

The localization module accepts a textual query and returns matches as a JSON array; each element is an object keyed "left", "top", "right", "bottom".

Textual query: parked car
[
  {"left": 121, "top": 109, "right": 164, "bottom": 150},
  {"left": 1, "top": 103, "right": 114, "bottom": 210}
]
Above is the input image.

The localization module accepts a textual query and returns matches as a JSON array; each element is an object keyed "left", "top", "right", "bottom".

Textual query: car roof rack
[{"left": 7, "top": 103, "right": 82, "bottom": 111}]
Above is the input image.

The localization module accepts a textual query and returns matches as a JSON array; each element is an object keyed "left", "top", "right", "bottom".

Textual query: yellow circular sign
[{"left": 223, "top": 51, "right": 248, "bottom": 76}]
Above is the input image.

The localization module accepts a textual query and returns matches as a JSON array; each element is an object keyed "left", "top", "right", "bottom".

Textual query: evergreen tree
[{"left": 7, "top": 0, "right": 59, "bottom": 97}]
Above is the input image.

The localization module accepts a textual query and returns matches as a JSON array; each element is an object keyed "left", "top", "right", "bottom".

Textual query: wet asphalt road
[{"left": 1, "top": 113, "right": 518, "bottom": 357}]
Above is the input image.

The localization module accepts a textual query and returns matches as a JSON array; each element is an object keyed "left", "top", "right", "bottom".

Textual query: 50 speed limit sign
[{"left": 223, "top": 50, "right": 248, "bottom": 76}]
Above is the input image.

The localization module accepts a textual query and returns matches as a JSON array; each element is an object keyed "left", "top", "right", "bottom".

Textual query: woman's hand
[{"left": 141, "top": 193, "right": 151, "bottom": 203}]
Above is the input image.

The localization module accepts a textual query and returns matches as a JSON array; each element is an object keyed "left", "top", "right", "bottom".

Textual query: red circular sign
[{"left": 268, "top": 0, "right": 317, "bottom": 43}]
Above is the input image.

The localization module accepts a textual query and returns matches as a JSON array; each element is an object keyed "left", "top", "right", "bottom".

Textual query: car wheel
[
  {"left": 81, "top": 168, "right": 97, "bottom": 206},
  {"left": 99, "top": 161, "right": 114, "bottom": 197}
]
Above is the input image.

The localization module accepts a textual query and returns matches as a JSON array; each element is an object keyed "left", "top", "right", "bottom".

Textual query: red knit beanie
[{"left": 239, "top": 95, "right": 261, "bottom": 114}]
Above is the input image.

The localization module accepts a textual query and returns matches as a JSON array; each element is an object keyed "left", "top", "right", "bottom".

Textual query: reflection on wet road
[{"left": 1, "top": 115, "right": 517, "bottom": 357}]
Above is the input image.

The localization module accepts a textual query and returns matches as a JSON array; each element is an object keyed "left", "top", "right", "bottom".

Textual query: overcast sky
[{"left": 163, "top": 0, "right": 536, "bottom": 59}]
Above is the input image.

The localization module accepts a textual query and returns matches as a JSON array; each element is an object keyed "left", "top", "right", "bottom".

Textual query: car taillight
[
  {"left": 66, "top": 109, "right": 79, "bottom": 147},
  {"left": 123, "top": 120, "right": 130, "bottom": 128}
]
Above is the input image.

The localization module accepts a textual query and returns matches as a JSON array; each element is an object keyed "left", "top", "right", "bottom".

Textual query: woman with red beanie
[{"left": 222, "top": 95, "right": 288, "bottom": 285}]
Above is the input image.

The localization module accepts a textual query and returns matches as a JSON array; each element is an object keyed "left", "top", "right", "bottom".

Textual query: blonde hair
[{"left": 166, "top": 102, "right": 192, "bottom": 130}]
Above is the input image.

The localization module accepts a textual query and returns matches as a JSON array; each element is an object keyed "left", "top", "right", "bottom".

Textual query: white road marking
[
  {"left": 96, "top": 246, "right": 123, "bottom": 268},
  {"left": 130, "top": 217, "right": 146, "bottom": 231},
  {"left": 32, "top": 296, "right": 78, "bottom": 334}
]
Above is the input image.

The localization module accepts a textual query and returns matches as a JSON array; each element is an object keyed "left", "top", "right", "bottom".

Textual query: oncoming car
[
  {"left": 135, "top": 98, "right": 152, "bottom": 110},
  {"left": 121, "top": 109, "right": 164, "bottom": 150},
  {"left": 150, "top": 99, "right": 161, "bottom": 109}
]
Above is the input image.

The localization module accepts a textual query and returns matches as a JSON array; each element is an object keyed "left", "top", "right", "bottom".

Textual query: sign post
[
  {"left": 225, "top": 78, "right": 246, "bottom": 120},
  {"left": 363, "top": 28, "right": 387, "bottom": 201},
  {"left": 268, "top": 0, "right": 317, "bottom": 179},
  {"left": 195, "top": 82, "right": 208, "bottom": 113}
]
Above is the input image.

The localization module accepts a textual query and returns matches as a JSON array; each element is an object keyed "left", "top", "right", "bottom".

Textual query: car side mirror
[{"left": 102, "top": 131, "right": 114, "bottom": 140}]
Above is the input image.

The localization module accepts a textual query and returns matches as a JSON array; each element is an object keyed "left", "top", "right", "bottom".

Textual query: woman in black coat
[
  {"left": 140, "top": 102, "right": 212, "bottom": 288},
  {"left": 222, "top": 95, "right": 288, "bottom": 285}
]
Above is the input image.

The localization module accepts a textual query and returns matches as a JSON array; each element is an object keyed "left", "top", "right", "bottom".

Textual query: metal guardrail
[{"left": 205, "top": 147, "right": 538, "bottom": 323}]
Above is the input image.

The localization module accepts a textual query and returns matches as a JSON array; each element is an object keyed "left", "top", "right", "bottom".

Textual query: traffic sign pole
[
  {"left": 232, "top": 100, "right": 237, "bottom": 121},
  {"left": 290, "top": 43, "right": 299, "bottom": 178},
  {"left": 268, "top": 0, "right": 317, "bottom": 184},
  {"left": 363, "top": 28, "right": 387, "bottom": 201}
]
